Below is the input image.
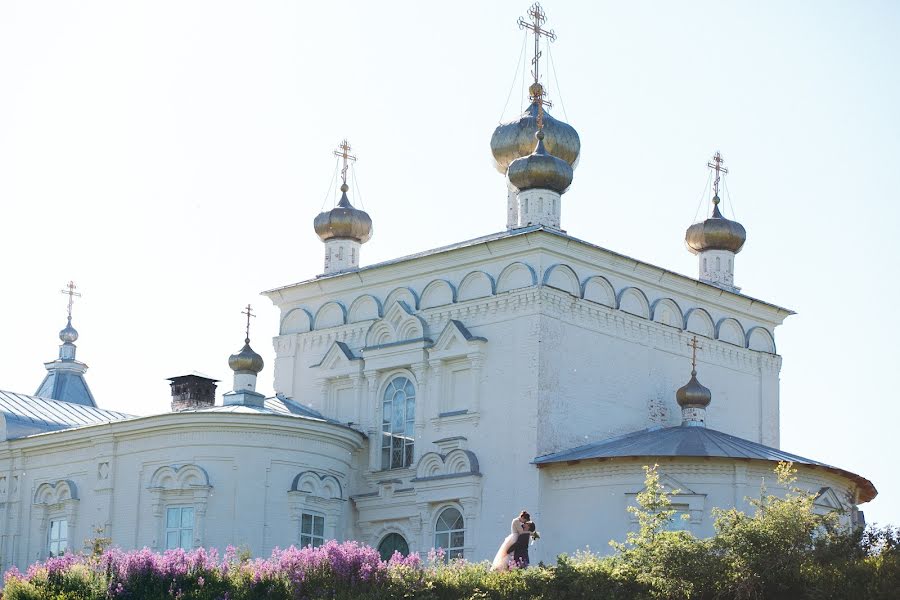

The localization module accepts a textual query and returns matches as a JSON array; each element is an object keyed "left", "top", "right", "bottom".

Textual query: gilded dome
[
  {"left": 228, "top": 340, "right": 264, "bottom": 374},
  {"left": 676, "top": 370, "right": 712, "bottom": 409},
  {"left": 313, "top": 185, "right": 373, "bottom": 243},
  {"left": 490, "top": 92, "right": 580, "bottom": 175},
  {"left": 59, "top": 318, "right": 79, "bottom": 343},
  {"left": 507, "top": 131, "right": 574, "bottom": 193},
  {"left": 685, "top": 197, "right": 746, "bottom": 254}
]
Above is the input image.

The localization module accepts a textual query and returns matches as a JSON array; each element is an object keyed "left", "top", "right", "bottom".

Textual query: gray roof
[
  {"left": 533, "top": 425, "right": 876, "bottom": 503},
  {"left": 0, "top": 390, "right": 132, "bottom": 440},
  {"left": 35, "top": 366, "right": 96, "bottom": 407},
  {"left": 186, "top": 396, "right": 328, "bottom": 420}
]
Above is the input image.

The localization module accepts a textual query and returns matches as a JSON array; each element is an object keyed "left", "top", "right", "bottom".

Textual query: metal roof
[
  {"left": 533, "top": 425, "right": 876, "bottom": 503},
  {"left": 35, "top": 367, "right": 97, "bottom": 407},
  {"left": 0, "top": 390, "right": 133, "bottom": 440}
]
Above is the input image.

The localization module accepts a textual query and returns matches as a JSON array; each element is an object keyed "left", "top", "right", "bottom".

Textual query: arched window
[
  {"left": 715, "top": 256, "right": 721, "bottom": 270},
  {"left": 377, "top": 532, "right": 409, "bottom": 561},
  {"left": 702, "top": 258, "right": 707, "bottom": 271},
  {"left": 434, "top": 507, "right": 465, "bottom": 560},
  {"left": 382, "top": 376, "right": 415, "bottom": 469}
]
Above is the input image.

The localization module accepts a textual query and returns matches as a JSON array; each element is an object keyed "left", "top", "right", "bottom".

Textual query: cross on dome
[
  {"left": 333, "top": 139, "right": 357, "bottom": 190},
  {"left": 707, "top": 151, "right": 728, "bottom": 200},
  {"left": 241, "top": 304, "right": 256, "bottom": 344},
  {"left": 687, "top": 335, "right": 702, "bottom": 372},
  {"left": 60, "top": 280, "right": 81, "bottom": 321},
  {"left": 518, "top": 3, "right": 556, "bottom": 85}
]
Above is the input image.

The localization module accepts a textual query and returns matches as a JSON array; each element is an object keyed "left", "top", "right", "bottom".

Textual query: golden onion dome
[
  {"left": 490, "top": 84, "right": 580, "bottom": 175},
  {"left": 507, "top": 131, "right": 574, "bottom": 193},
  {"left": 59, "top": 318, "right": 79, "bottom": 343},
  {"left": 313, "top": 184, "right": 373, "bottom": 243},
  {"left": 685, "top": 196, "right": 746, "bottom": 254},
  {"left": 228, "top": 339, "right": 264, "bottom": 374},
  {"left": 676, "top": 370, "right": 712, "bottom": 409}
]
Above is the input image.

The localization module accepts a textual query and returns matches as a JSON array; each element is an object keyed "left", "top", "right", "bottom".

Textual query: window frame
[
  {"left": 433, "top": 506, "right": 465, "bottom": 561},
  {"left": 48, "top": 517, "right": 68, "bottom": 557},
  {"left": 164, "top": 505, "right": 196, "bottom": 550},
  {"left": 381, "top": 375, "right": 416, "bottom": 470},
  {"left": 299, "top": 511, "right": 326, "bottom": 548}
]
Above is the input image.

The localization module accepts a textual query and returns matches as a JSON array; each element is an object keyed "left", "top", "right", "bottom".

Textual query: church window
[
  {"left": 434, "top": 507, "right": 465, "bottom": 560},
  {"left": 728, "top": 258, "right": 732, "bottom": 272},
  {"left": 165, "top": 506, "right": 194, "bottom": 550},
  {"left": 300, "top": 512, "right": 326, "bottom": 548},
  {"left": 703, "top": 258, "right": 707, "bottom": 271},
  {"left": 337, "top": 246, "right": 344, "bottom": 261},
  {"left": 382, "top": 376, "right": 415, "bottom": 470},
  {"left": 48, "top": 518, "right": 68, "bottom": 557},
  {"left": 377, "top": 532, "right": 409, "bottom": 561},
  {"left": 715, "top": 256, "right": 721, "bottom": 270}
]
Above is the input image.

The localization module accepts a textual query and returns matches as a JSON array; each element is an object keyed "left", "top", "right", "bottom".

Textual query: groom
[{"left": 508, "top": 520, "right": 535, "bottom": 567}]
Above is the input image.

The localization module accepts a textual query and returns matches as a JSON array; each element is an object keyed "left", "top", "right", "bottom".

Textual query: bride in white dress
[{"left": 491, "top": 511, "right": 529, "bottom": 571}]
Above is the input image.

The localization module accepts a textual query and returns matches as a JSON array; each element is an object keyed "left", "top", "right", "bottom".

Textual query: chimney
[{"left": 168, "top": 373, "right": 219, "bottom": 412}]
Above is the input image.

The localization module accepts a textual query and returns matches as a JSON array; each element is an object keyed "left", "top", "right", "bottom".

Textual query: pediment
[
  {"left": 365, "top": 302, "right": 428, "bottom": 349},
  {"left": 634, "top": 473, "right": 698, "bottom": 496},
  {"left": 814, "top": 487, "right": 844, "bottom": 511},
  {"left": 429, "top": 320, "right": 486, "bottom": 359},
  {"left": 313, "top": 341, "right": 362, "bottom": 372}
]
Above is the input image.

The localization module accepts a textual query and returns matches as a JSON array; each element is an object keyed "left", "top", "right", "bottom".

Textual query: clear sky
[{"left": 1, "top": 1, "right": 897, "bottom": 525}]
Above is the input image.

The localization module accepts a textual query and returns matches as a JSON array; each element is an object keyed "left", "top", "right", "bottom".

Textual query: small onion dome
[
  {"left": 59, "top": 318, "right": 79, "bottom": 343},
  {"left": 313, "top": 184, "right": 373, "bottom": 243},
  {"left": 676, "top": 370, "right": 712, "bottom": 409},
  {"left": 507, "top": 130, "right": 574, "bottom": 193},
  {"left": 685, "top": 196, "right": 747, "bottom": 254},
  {"left": 490, "top": 83, "right": 581, "bottom": 174},
  {"left": 228, "top": 339, "right": 264, "bottom": 374}
]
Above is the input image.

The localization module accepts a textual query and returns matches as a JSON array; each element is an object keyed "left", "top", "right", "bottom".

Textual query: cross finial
[
  {"left": 241, "top": 304, "right": 256, "bottom": 344},
  {"left": 706, "top": 151, "right": 728, "bottom": 200},
  {"left": 687, "top": 336, "right": 702, "bottom": 374},
  {"left": 333, "top": 139, "right": 357, "bottom": 188},
  {"left": 60, "top": 280, "right": 81, "bottom": 321},
  {"left": 518, "top": 2, "right": 556, "bottom": 85}
]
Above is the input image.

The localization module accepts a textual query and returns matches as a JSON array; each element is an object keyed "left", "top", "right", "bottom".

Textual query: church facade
[{"left": 0, "top": 4, "right": 875, "bottom": 573}]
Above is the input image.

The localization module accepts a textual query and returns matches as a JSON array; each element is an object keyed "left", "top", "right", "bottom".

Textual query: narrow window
[
  {"left": 381, "top": 376, "right": 416, "bottom": 469},
  {"left": 300, "top": 512, "right": 326, "bottom": 548},
  {"left": 703, "top": 258, "right": 707, "bottom": 271},
  {"left": 48, "top": 518, "right": 68, "bottom": 557},
  {"left": 434, "top": 507, "right": 465, "bottom": 561},
  {"left": 715, "top": 256, "right": 721, "bottom": 270},
  {"left": 165, "top": 506, "right": 194, "bottom": 550}
]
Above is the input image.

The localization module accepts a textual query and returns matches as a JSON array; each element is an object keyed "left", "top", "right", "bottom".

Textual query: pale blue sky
[{"left": 1, "top": 1, "right": 897, "bottom": 525}]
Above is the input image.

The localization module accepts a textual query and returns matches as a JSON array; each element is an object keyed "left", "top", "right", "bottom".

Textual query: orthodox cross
[
  {"left": 241, "top": 304, "right": 256, "bottom": 343},
  {"left": 687, "top": 336, "right": 702, "bottom": 372},
  {"left": 60, "top": 281, "right": 81, "bottom": 321},
  {"left": 518, "top": 2, "right": 556, "bottom": 85},
  {"left": 333, "top": 139, "right": 357, "bottom": 187},
  {"left": 707, "top": 151, "right": 728, "bottom": 198}
]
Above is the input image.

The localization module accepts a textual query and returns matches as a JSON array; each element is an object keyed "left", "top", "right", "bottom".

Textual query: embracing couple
[{"left": 490, "top": 510, "right": 538, "bottom": 571}]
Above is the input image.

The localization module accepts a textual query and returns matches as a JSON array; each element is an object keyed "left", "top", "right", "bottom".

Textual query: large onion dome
[
  {"left": 228, "top": 339, "right": 264, "bottom": 375},
  {"left": 685, "top": 196, "right": 746, "bottom": 254},
  {"left": 313, "top": 184, "right": 373, "bottom": 243},
  {"left": 491, "top": 83, "right": 580, "bottom": 174},
  {"left": 507, "top": 130, "right": 574, "bottom": 193},
  {"left": 676, "top": 369, "right": 712, "bottom": 410},
  {"left": 59, "top": 317, "right": 79, "bottom": 343}
]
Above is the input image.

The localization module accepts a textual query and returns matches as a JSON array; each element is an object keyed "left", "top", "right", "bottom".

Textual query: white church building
[{"left": 0, "top": 4, "right": 875, "bottom": 572}]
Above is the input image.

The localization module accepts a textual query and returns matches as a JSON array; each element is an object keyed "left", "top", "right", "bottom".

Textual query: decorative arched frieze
[
  {"left": 365, "top": 302, "right": 427, "bottom": 349},
  {"left": 348, "top": 295, "right": 383, "bottom": 323},
  {"left": 281, "top": 307, "right": 313, "bottom": 334},
  {"left": 651, "top": 298, "right": 684, "bottom": 329},
  {"left": 33, "top": 479, "right": 78, "bottom": 505},
  {"left": 413, "top": 449, "right": 480, "bottom": 481},
  {"left": 617, "top": 287, "right": 650, "bottom": 319},
  {"left": 314, "top": 301, "right": 348, "bottom": 330},
  {"left": 542, "top": 264, "right": 580, "bottom": 297},
  {"left": 581, "top": 275, "right": 616, "bottom": 308},
  {"left": 146, "top": 464, "right": 212, "bottom": 551},
  {"left": 684, "top": 308, "right": 715, "bottom": 338},
  {"left": 420, "top": 280, "right": 457, "bottom": 309},
  {"left": 746, "top": 326, "right": 777, "bottom": 354},
  {"left": 384, "top": 287, "right": 419, "bottom": 312},
  {"left": 457, "top": 270, "right": 495, "bottom": 301},
  {"left": 496, "top": 262, "right": 537, "bottom": 293},
  {"left": 716, "top": 318, "right": 746, "bottom": 347},
  {"left": 288, "top": 470, "right": 345, "bottom": 543}
]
